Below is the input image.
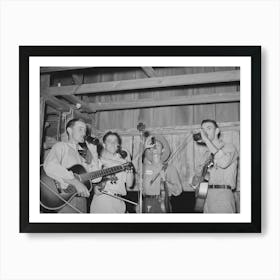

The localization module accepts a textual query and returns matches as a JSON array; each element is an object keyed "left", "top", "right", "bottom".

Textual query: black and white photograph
[
  {"left": 39, "top": 66, "right": 241, "bottom": 215},
  {"left": 20, "top": 46, "right": 260, "bottom": 233},
  {"left": 3, "top": 1, "right": 280, "bottom": 279}
]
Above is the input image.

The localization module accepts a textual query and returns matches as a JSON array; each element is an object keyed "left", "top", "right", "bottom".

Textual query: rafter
[
  {"left": 88, "top": 92, "right": 240, "bottom": 112},
  {"left": 40, "top": 74, "right": 70, "bottom": 111},
  {"left": 141, "top": 67, "right": 158, "bottom": 77},
  {"left": 40, "top": 67, "right": 92, "bottom": 73},
  {"left": 60, "top": 95, "right": 94, "bottom": 113},
  {"left": 45, "top": 70, "right": 240, "bottom": 96}
]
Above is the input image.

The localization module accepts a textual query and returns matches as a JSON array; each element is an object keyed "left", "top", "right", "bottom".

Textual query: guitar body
[
  {"left": 194, "top": 181, "right": 209, "bottom": 212},
  {"left": 40, "top": 162, "right": 132, "bottom": 212},
  {"left": 40, "top": 164, "right": 91, "bottom": 211},
  {"left": 193, "top": 154, "right": 214, "bottom": 213}
]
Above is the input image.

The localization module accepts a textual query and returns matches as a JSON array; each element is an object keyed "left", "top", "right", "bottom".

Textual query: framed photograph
[{"left": 20, "top": 46, "right": 261, "bottom": 233}]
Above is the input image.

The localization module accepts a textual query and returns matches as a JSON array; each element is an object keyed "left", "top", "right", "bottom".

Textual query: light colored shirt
[
  {"left": 100, "top": 153, "right": 129, "bottom": 196},
  {"left": 195, "top": 141, "right": 238, "bottom": 189},
  {"left": 43, "top": 141, "right": 100, "bottom": 189},
  {"left": 143, "top": 162, "right": 183, "bottom": 196}
]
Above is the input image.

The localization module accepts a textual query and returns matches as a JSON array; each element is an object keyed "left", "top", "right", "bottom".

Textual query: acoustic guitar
[
  {"left": 193, "top": 154, "right": 214, "bottom": 212},
  {"left": 40, "top": 162, "right": 133, "bottom": 211}
]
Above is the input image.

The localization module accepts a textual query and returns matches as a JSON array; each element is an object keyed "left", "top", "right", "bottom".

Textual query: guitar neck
[
  {"left": 198, "top": 155, "right": 213, "bottom": 183},
  {"left": 79, "top": 164, "right": 126, "bottom": 182},
  {"left": 201, "top": 164, "right": 209, "bottom": 179}
]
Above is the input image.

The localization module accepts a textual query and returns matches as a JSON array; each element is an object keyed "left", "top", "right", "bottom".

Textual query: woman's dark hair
[{"left": 102, "top": 131, "right": 122, "bottom": 146}]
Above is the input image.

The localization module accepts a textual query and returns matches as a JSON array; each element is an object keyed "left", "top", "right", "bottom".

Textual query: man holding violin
[
  {"left": 90, "top": 131, "right": 134, "bottom": 213},
  {"left": 142, "top": 135, "right": 182, "bottom": 213}
]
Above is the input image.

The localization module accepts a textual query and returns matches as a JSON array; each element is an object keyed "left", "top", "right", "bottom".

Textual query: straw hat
[{"left": 145, "top": 135, "right": 171, "bottom": 163}]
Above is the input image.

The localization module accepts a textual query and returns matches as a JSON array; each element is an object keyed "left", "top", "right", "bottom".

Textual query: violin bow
[{"left": 150, "top": 133, "right": 192, "bottom": 185}]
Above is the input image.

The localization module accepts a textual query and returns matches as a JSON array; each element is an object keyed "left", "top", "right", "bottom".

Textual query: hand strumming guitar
[
  {"left": 64, "top": 178, "right": 90, "bottom": 197},
  {"left": 192, "top": 175, "right": 203, "bottom": 189}
]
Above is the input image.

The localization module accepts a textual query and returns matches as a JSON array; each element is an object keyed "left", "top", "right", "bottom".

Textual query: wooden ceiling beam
[
  {"left": 40, "top": 67, "right": 92, "bottom": 73},
  {"left": 95, "top": 122, "right": 240, "bottom": 137},
  {"left": 40, "top": 74, "right": 70, "bottom": 111},
  {"left": 45, "top": 70, "right": 240, "bottom": 96},
  {"left": 88, "top": 92, "right": 240, "bottom": 112},
  {"left": 72, "top": 73, "right": 84, "bottom": 84},
  {"left": 40, "top": 73, "right": 94, "bottom": 113},
  {"left": 141, "top": 67, "right": 158, "bottom": 77},
  {"left": 44, "top": 96, "right": 71, "bottom": 111},
  {"left": 60, "top": 95, "right": 94, "bottom": 113}
]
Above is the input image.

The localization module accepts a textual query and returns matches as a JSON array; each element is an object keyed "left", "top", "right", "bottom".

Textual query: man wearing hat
[{"left": 142, "top": 135, "right": 182, "bottom": 213}]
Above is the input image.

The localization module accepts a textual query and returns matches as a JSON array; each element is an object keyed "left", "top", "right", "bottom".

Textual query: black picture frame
[{"left": 20, "top": 46, "right": 261, "bottom": 233}]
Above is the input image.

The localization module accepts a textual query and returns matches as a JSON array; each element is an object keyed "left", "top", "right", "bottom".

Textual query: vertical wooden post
[
  {"left": 40, "top": 74, "right": 50, "bottom": 161},
  {"left": 40, "top": 97, "right": 46, "bottom": 161},
  {"left": 57, "top": 112, "right": 62, "bottom": 141},
  {"left": 91, "top": 111, "right": 98, "bottom": 136}
]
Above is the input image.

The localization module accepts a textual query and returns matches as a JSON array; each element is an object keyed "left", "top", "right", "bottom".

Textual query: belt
[
  {"left": 144, "top": 195, "right": 160, "bottom": 198},
  {"left": 208, "top": 185, "right": 232, "bottom": 190}
]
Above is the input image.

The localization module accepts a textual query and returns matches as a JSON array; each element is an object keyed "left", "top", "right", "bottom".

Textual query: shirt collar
[{"left": 66, "top": 141, "right": 82, "bottom": 150}]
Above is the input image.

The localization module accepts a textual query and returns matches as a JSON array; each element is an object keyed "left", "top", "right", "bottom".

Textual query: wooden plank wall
[
  {"left": 45, "top": 67, "right": 240, "bottom": 191},
  {"left": 77, "top": 67, "right": 239, "bottom": 130},
  {"left": 47, "top": 67, "right": 239, "bottom": 132},
  {"left": 94, "top": 123, "right": 240, "bottom": 192}
]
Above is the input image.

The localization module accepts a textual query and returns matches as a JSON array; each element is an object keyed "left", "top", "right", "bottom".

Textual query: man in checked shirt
[{"left": 192, "top": 119, "right": 239, "bottom": 213}]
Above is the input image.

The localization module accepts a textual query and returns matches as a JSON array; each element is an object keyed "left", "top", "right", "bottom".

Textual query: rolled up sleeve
[
  {"left": 43, "top": 143, "right": 75, "bottom": 182},
  {"left": 214, "top": 144, "right": 237, "bottom": 169}
]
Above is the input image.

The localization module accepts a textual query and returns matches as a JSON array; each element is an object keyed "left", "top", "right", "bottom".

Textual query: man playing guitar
[
  {"left": 43, "top": 118, "right": 101, "bottom": 213},
  {"left": 192, "top": 119, "right": 239, "bottom": 213}
]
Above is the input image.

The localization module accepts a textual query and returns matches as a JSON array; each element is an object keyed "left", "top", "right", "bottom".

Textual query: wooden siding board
[
  {"left": 215, "top": 67, "right": 240, "bottom": 122},
  {"left": 94, "top": 123, "right": 239, "bottom": 192},
  {"left": 47, "top": 70, "right": 240, "bottom": 96},
  {"left": 193, "top": 67, "right": 216, "bottom": 124},
  {"left": 81, "top": 67, "right": 239, "bottom": 132}
]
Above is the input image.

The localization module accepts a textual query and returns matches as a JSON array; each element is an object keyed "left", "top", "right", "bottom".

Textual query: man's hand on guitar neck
[
  {"left": 191, "top": 175, "right": 202, "bottom": 190},
  {"left": 64, "top": 178, "right": 90, "bottom": 197}
]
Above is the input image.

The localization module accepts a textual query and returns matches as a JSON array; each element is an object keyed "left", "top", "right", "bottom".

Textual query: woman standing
[{"left": 90, "top": 131, "right": 134, "bottom": 213}]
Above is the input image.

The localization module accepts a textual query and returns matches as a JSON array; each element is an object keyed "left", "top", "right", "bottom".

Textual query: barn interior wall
[
  {"left": 47, "top": 67, "right": 239, "bottom": 134},
  {"left": 43, "top": 67, "right": 240, "bottom": 191},
  {"left": 84, "top": 67, "right": 239, "bottom": 130}
]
